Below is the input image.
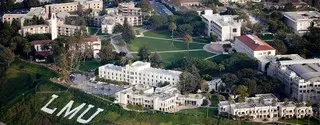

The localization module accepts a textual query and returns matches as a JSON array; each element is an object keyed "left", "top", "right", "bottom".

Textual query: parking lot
[
  {"left": 70, "top": 73, "right": 124, "bottom": 96},
  {"left": 154, "top": 2, "right": 173, "bottom": 16}
]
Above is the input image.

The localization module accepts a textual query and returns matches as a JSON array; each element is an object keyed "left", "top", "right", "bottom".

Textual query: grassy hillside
[{"left": 0, "top": 60, "right": 258, "bottom": 125}]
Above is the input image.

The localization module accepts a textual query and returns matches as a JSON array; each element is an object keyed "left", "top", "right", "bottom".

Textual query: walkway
[
  {"left": 142, "top": 36, "right": 206, "bottom": 45},
  {"left": 204, "top": 54, "right": 221, "bottom": 60},
  {"left": 130, "top": 49, "right": 204, "bottom": 54}
]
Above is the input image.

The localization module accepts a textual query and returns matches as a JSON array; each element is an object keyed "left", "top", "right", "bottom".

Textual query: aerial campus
[{"left": 1, "top": 0, "right": 320, "bottom": 124}]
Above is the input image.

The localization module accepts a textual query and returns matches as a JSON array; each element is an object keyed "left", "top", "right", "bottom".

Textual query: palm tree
[
  {"left": 184, "top": 34, "right": 192, "bottom": 56},
  {"left": 205, "top": 92, "right": 212, "bottom": 118},
  {"left": 120, "top": 56, "right": 126, "bottom": 66},
  {"left": 169, "top": 22, "right": 176, "bottom": 46},
  {"left": 218, "top": 64, "right": 225, "bottom": 74}
]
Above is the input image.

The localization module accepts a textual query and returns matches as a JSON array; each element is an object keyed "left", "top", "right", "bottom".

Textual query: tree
[
  {"left": 138, "top": 45, "right": 151, "bottom": 61},
  {"left": 218, "top": 64, "right": 225, "bottom": 73},
  {"left": 178, "top": 71, "right": 200, "bottom": 94},
  {"left": 112, "top": 24, "right": 124, "bottom": 34},
  {"left": 267, "top": 39, "right": 287, "bottom": 54},
  {"left": 205, "top": 92, "right": 211, "bottom": 118},
  {"left": 252, "top": 23, "right": 264, "bottom": 34},
  {"left": 177, "top": 24, "right": 193, "bottom": 36},
  {"left": 149, "top": 15, "right": 165, "bottom": 28},
  {"left": 150, "top": 52, "right": 162, "bottom": 68},
  {"left": 210, "top": 34, "right": 217, "bottom": 42},
  {"left": 27, "top": 0, "right": 40, "bottom": 7},
  {"left": 169, "top": 22, "right": 177, "bottom": 46},
  {"left": 184, "top": 34, "right": 192, "bottom": 56},
  {"left": 119, "top": 56, "right": 126, "bottom": 66},
  {"left": 57, "top": 54, "right": 69, "bottom": 82},
  {"left": 137, "top": 0, "right": 152, "bottom": 13},
  {"left": 284, "top": 98, "right": 289, "bottom": 106},
  {"left": 98, "top": 40, "right": 116, "bottom": 64},
  {"left": 0, "top": 45, "right": 15, "bottom": 68},
  {"left": 236, "top": 85, "right": 248, "bottom": 102},
  {"left": 122, "top": 18, "right": 135, "bottom": 43},
  {"left": 22, "top": 41, "right": 31, "bottom": 59}
]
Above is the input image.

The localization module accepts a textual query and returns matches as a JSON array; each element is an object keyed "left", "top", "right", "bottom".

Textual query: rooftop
[
  {"left": 282, "top": 11, "right": 320, "bottom": 21},
  {"left": 25, "top": 7, "right": 46, "bottom": 19},
  {"left": 237, "top": 35, "right": 275, "bottom": 51},
  {"left": 202, "top": 14, "right": 241, "bottom": 26}
]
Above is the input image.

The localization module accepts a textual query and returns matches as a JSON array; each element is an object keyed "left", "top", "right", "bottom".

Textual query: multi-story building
[
  {"left": 267, "top": 54, "right": 320, "bottom": 103},
  {"left": 30, "top": 36, "right": 101, "bottom": 59},
  {"left": 201, "top": 13, "right": 242, "bottom": 41},
  {"left": 99, "top": 61, "right": 182, "bottom": 86},
  {"left": 2, "top": 7, "right": 47, "bottom": 26},
  {"left": 20, "top": 13, "right": 87, "bottom": 38},
  {"left": 234, "top": 35, "right": 276, "bottom": 58},
  {"left": 45, "top": 0, "right": 103, "bottom": 16},
  {"left": 175, "top": 0, "right": 202, "bottom": 6},
  {"left": 282, "top": 11, "right": 320, "bottom": 34},
  {"left": 20, "top": 24, "right": 85, "bottom": 37},
  {"left": 20, "top": 25, "right": 51, "bottom": 36},
  {"left": 234, "top": 34, "right": 276, "bottom": 71},
  {"left": 219, "top": 0, "right": 250, "bottom": 4},
  {"left": 115, "top": 84, "right": 205, "bottom": 112},
  {"left": 117, "top": 1, "right": 142, "bottom": 16},
  {"left": 218, "top": 94, "right": 312, "bottom": 121}
]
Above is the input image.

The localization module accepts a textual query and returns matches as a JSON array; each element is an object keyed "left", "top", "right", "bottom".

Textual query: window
[{"left": 233, "top": 28, "right": 237, "bottom": 32}]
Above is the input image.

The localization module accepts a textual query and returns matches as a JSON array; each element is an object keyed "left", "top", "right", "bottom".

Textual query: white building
[
  {"left": 218, "top": 94, "right": 312, "bottom": 121},
  {"left": 267, "top": 54, "right": 320, "bottom": 103},
  {"left": 234, "top": 35, "right": 276, "bottom": 58},
  {"left": 206, "top": 78, "right": 225, "bottom": 92},
  {"left": 234, "top": 35, "right": 276, "bottom": 71},
  {"left": 99, "top": 61, "right": 182, "bottom": 86},
  {"left": 202, "top": 13, "right": 242, "bottom": 41},
  {"left": 282, "top": 11, "right": 320, "bottom": 34},
  {"left": 115, "top": 84, "right": 205, "bottom": 112}
]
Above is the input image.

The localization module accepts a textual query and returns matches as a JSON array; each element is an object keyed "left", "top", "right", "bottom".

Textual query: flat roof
[
  {"left": 202, "top": 14, "right": 241, "bottom": 27},
  {"left": 282, "top": 11, "right": 320, "bottom": 21},
  {"left": 25, "top": 7, "right": 46, "bottom": 18}
]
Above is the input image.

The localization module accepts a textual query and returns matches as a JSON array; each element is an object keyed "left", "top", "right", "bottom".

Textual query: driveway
[{"left": 110, "top": 34, "right": 134, "bottom": 59}]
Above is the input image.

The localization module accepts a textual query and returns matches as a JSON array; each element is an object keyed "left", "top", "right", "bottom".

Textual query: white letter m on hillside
[{"left": 56, "top": 100, "right": 86, "bottom": 119}]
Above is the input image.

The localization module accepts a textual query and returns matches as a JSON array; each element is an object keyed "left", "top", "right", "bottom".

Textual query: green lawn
[
  {"left": 1, "top": 59, "right": 259, "bottom": 125},
  {"left": 258, "top": 33, "right": 274, "bottom": 41},
  {"left": 88, "top": 27, "right": 99, "bottom": 35},
  {"left": 143, "top": 30, "right": 172, "bottom": 39},
  {"left": 279, "top": 118, "right": 319, "bottom": 125},
  {"left": 79, "top": 59, "right": 100, "bottom": 71},
  {"left": 210, "top": 54, "right": 231, "bottom": 63},
  {"left": 133, "top": 50, "right": 214, "bottom": 66},
  {"left": 129, "top": 37, "right": 204, "bottom": 52},
  {"left": 193, "top": 37, "right": 212, "bottom": 44},
  {"left": 159, "top": 51, "right": 213, "bottom": 65}
]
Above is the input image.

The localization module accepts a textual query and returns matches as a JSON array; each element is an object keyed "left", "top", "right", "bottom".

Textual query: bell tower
[{"left": 51, "top": 13, "right": 57, "bottom": 40}]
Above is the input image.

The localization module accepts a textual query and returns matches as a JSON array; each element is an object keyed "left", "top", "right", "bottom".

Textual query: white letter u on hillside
[{"left": 76, "top": 104, "right": 104, "bottom": 124}]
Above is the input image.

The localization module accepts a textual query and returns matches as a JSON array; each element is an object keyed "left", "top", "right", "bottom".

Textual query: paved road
[
  {"left": 153, "top": 2, "right": 173, "bottom": 16},
  {"left": 71, "top": 73, "right": 124, "bottom": 96},
  {"left": 110, "top": 35, "right": 134, "bottom": 59}
]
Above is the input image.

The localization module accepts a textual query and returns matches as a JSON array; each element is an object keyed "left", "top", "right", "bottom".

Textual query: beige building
[
  {"left": 218, "top": 94, "right": 312, "bottom": 122},
  {"left": 45, "top": 0, "right": 103, "bottom": 16},
  {"left": 2, "top": 7, "right": 47, "bottom": 26},
  {"left": 20, "top": 24, "right": 86, "bottom": 37}
]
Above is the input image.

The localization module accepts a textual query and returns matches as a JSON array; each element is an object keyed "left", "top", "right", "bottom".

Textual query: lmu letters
[{"left": 40, "top": 94, "right": 104, "bottom": 124}]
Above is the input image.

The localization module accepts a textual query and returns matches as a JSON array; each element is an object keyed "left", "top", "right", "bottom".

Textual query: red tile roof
[
  {"left": 36, "top": 51, "right": 52, "bottom": 57},
  {"left": 237, "top": 35, "right": 275, "bottom": 51},
  {"left": 84, "top": 37, "right": 99, "bottom": 42},
  {"left": 31, "top": 40, "right": 53, "bottom": 45}
]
